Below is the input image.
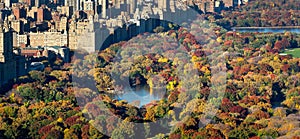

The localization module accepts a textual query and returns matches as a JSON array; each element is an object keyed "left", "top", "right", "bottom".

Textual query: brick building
[
  {"left": 37, "top": 6, "right": 51, "bottom": 22},
  {"left": 12, "top": 7, "right": 27, "bottom": 19}
]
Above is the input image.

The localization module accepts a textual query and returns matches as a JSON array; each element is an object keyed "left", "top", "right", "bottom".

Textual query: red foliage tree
[
  {"left": 229, "top": 105, "right": 247, "bottom": 117},
  {"left": 274, "top": 40, "right": 283, "bottom": 50},
  {"left": 65, "top": 116, "right": 81, "bottom": 127},
  {"left": 38, "top": 125, "right": 55, "bottom": 136},
  {"left": 221, "top": 98, "right": 234, "bottom": 112}
]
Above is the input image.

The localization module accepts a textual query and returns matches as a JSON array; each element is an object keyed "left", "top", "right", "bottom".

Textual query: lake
[
  {"left": 115, "top": 27, "right": 300, "bottom": 108},
  {"left": 232, "top": 27, "right": 300, "bottom": 34},
  {"left": 114, "top": 86, "right": 165, "bottom": 107}
]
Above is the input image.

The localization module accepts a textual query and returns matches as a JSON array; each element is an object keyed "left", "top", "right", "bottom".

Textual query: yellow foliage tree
[{"left": 158, "top": 57, "right": 168, "bottom": 63}]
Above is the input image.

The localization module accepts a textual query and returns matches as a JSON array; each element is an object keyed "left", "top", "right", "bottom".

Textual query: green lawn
[{"left": 281, "top": 48, "right": 300, "bottom": 58}]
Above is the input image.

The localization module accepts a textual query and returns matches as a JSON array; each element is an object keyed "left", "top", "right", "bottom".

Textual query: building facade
[
  {"left": 29, "top": 28, "right": 68, "bottom": 47},
  {"left": 0, "top": 19, "right": 25, "bottom": 87}
]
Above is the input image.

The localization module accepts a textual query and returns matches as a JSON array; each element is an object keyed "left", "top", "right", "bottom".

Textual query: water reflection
[
  {"left": 233, "top": 28, "right": 300, "bottom": 34},
  {"left": 115, "top": 86, "right": 165, "bottom": 107}
]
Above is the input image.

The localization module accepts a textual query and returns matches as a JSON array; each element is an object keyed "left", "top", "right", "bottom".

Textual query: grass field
[{"left": 281, "top": 48, "right": 300, "bottom": 58}]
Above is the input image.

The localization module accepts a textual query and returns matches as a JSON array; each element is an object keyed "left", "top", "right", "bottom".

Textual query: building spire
[
  {"left": 94, "top": 0, "right": 99, "bottom": 21},
  {"left": 4, "top": 16, "right": 9, "bottom": 32}
]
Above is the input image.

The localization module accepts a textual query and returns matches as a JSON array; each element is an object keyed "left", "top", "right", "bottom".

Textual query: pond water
[
  {"left": 114, "top": 86, "right": 165, "bottom": 107},
  {"left": 115, "top": 27, "right": 300, "bottom": 108},
  {"left": 232, "top": 27, "right": 300, "bottom": 34}
]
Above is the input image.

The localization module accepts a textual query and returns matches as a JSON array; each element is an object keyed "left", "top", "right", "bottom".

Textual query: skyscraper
[
  {"left": 0, "top": 18, "right": 17, "bottom": 87},
  {"left": 114, "top": 0, "right": 121, "bottom": 8},
  {"left": 94, "top": 0, "right": 99, "bottom": 14},
  {"left": 65, "top": 0, "right": 81, "bottom": 11},
  {"left": 128, "top": 0, "right": 137, "bottom": 14},
  {"left": 84, "top": 0, "right": 94, "bottom": 11},
  {"left": 158, "top": 0, "right": 169, "bottom": 10},
  {"left": 100, "top": 0, "right": 108, "bottom": 18},
  {"left": 4, "top": 0, "right": 10, "bottom": 7},
  {"left": 35, "top": 0, "right": 39, "bottom": 7}
]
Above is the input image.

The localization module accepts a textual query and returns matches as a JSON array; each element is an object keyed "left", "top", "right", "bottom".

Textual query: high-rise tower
[
  {"left": 100, "top": 0, "right": 108, "bottom": 18},
  {"left": 158, "top": 0, "right": 169, "bottom": 10},
  {"left": 0, "top": 17, "right": 17, "bottom": 87},
  {"left": 0, "top": 18, "right": 13, "bottom": 63},
  {"left": 128, "top": 0, "right": 137, "bottom": 14}
]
